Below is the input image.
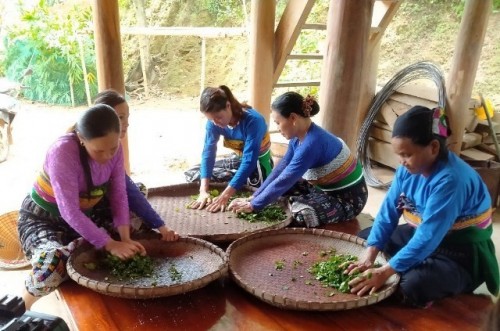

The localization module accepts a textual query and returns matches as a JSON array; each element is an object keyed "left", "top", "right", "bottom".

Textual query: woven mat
[
  {"left": 227, "top": 228, "right": 400, "bottom": 311},
  {"left": 147, "top": 183, "right": 291, "bottom": 243},
  {"left": 67, "top": 237, "right": 228, "bottom": 299},
  {"left": 0, "top": 211, "right": 30, "bottom": 269}
]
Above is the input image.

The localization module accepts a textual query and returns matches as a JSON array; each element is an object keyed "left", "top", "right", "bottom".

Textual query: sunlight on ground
[{"left": 0, "top": 98, "right": 233, "bottom": 214}]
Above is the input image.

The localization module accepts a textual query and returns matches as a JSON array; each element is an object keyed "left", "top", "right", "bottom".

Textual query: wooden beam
[
  {"left": 287, "top": 54, "right": 323, "bottom": 60},
  {"left": 369, "top": 1, "right": 401, "bottom": 46},
  {"left": 249, "top": 0, "right": 275, "bottom": 123},
  {"left": 91, "top": 0, "right": 130, "bottom": 174},
  {"left": 302, "top": 23, "right": 326, "bottom": 30},
  {"left": 318, "top": 0, "right": 374, "bottom": 150},
  {"left": 273, "top": 0, "right": 316, "bottom": 85},
  {"left": 446, "top": 0, "right": 492, "bottom": 154},
  {"left": 274, "top": 81, "right": 320, "bottom": 88},
  {"left": 121, "top": 26, "right": 247, "bottom": 38}
]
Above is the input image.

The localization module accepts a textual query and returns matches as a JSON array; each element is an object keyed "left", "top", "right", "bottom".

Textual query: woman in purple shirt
[{"left": 18, "top": 105, "right": 145, "bottom": 309}]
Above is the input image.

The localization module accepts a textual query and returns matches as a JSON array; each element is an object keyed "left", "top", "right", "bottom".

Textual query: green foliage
[
  {"left": 308, "top": 253, "right": 360, "bottom": 294},
  {"left": 1, "top": 0, "right": 97, "bottom": 105},
  {"left": 200, "top": 0, "right": 246, "bottom": 26},
  {"left": 103, "top": 253, "right": 155, "bottom": 280},
  {"left": 236, "top": 204, "right": 287, "bottom": 223}
]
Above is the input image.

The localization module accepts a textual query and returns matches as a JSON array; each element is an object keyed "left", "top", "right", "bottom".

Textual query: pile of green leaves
[
  {"left": 188, "top": 188, "right": 286, "bottom": 223},
  {"left": 102, "top": 254, "right": 155, "bottom": 281},
  {"left": 168, "top": 265, "right": 182, "bottom": 282},
  {"left": 229, "top": 191, "right": 287, "bottom": 223},
  {"left": 189, "top": 188, "right": 220, "bottom": 203},
  {"left": 308, "top": 254, "right": 360, "bottom": 293},
  {"left": 236, "top": 204, "right": 287, "bottom": 223}
]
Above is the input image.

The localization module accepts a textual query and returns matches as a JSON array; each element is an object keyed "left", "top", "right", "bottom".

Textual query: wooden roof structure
[{"left": 91, "top": 0, "right": 492, "bottom": 173}]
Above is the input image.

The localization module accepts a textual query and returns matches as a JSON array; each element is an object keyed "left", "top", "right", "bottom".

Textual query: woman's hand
[
  {"left": 104, "top": 239, "right": 146, "bottom": 260},
  {"left": 187, "top": 190, "right": 212, "bottom": 210},
  {"left": 348, "top": 265, "right": 396, "bottom": 296},
  {"left": 205, "top": 186, "right": 236, "bottom": 213},
  {"left": 345, "top": 246, "right": 379, "bottom": 275},
  {"left": 228, "top": 197, "right": 253, "bottom": 213},
  {"left": 158, "top": 225, "right": 179, "bottom": 241}
]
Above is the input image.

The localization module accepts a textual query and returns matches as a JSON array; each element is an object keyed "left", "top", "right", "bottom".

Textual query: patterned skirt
[
  {"left": 184, "top": 152, "right": 273, "bottom": 188},
  {"left": 288, "top": 178, "right": 368, "bottom": 228},
  {"left": 17, "top": 195, "right": 113, "bottom": 297}
]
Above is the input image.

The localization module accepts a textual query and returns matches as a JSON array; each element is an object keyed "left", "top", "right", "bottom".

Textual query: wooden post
[
  {"left": 248, "top": 0, "right": 275, "bottom": 123},
  {"left": 91, "top": 0, "right": 130, "bottom": 174},
  {"left": 200, "top": 37, "right": 206, "bottom": 95},
  {"left": 318, "top": 0, "right": 374, "bottom": 151},
  {"left": 134, "top": 0, "right": 150, "bottom": 97},
  {"left": 446, "top": 0, "right": 492, "bottom": 154}
]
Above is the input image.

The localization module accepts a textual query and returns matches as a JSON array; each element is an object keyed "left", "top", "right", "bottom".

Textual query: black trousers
[{"left": 358, "top": 224, "right": 475, "bottom": 307}]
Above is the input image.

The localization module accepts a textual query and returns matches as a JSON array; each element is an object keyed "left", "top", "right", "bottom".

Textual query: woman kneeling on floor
[
  {"left": 229, "top": 91, "right": 368, "bottom": 227},
  {"left": 346, "top": 105, "right": 499, "bottom": 308}
]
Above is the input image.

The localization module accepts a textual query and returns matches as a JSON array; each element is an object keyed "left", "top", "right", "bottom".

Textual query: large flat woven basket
[
  {"left": 0, "top": 211, "right": 30, "bottom": 269},
  {"left": 66, "top": 237, "right": 228, "bottom": 299},
  {"left": 227, "top": 228, "right": 400, "bottom": 311},
  {"left": 147, "top": 183, "right": 291, "bottom": 243}
]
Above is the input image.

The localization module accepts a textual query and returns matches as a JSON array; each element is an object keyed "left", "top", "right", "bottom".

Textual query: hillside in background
[{"left": 119, "top": 0, "right": 500, "bottom": 107}]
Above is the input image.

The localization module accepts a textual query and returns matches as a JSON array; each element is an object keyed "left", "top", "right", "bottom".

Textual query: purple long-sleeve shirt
[{"left": 44, "top": 133, "right": 129, "bottom": 248}]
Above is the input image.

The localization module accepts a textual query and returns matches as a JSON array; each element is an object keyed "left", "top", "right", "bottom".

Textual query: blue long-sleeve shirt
[
  {"left": 367, "top": 151, "right": 491, "bottom": 273},
  {"left": 251, "top": 123, "right": 353, "bottom": 210},
  {"left": 125, "top": 175, "right": 164, "bottom": 229},
  {"left": 200, "top": 108, "right": 268, "bottom": 190}
]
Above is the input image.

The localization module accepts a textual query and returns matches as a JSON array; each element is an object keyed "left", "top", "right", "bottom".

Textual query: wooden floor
[
  {"left": 1, "top": 185, "right": 498, "bottom": 330},
  {"left": 57, "top": 274, "right": 493, "bottom": 331},
  {"left": 53, "top": 217, "right": 496, "bottom": 331}
]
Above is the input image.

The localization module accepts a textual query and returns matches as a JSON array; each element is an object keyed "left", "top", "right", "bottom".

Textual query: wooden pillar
[
  {"left": 248, "top": 0, "right": 275, "bottom": 123},
  {"left": 318, "top": 0, "right": 374, "bottom": 150},
  {"left": 446, "top": 0, "right": 491, "bottom": 154},
  {"left": 92, "top": 0, "right": 130, "bottom": 174}
]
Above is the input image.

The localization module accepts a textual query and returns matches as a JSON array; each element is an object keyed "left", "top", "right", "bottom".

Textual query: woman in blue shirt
[
  {"left": 347, "top": 105, "right": 499, "bottom": 307},
  {"left": 229, "top": 92, "right": 367, "bottom": 227},
  {"left": 186, "top": 85, "right": 273, "bottom": 212}
]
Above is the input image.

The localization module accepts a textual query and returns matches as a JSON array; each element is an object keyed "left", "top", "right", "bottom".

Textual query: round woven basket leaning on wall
[
  {"left": 67, "top": 236, "right": 228, "bottom": 299},
  {"left": 147, "top": 182, "right": 292, "bottom": 243},
  {"left": 0, "top": 210, "right": 30, "bottom": 269},
  {"left": 227, "top": 228, "right": 400, "bottom": 311}
]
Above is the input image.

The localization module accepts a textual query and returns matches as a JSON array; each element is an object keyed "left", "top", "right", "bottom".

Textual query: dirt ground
[{"left": 0, "top": 97, "right": 217, "bottom": 215}]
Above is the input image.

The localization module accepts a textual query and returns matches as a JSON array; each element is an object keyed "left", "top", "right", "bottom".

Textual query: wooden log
[
  {"left": 369, "top": 125, "right": 392, "bottom": 143},
  {"left": 388, "top": 92, "right": 437, "bottom": 109},
  {"left": 91, "top": 0, "right": 129, "bottom": 174},
  {"left": 378, "top": 99, "right": 409, "bottom": 128},
  {"left": 273, "top": 0, "right": 315, "bottom": 84},
  {"left": 395, "top": 80, "right": 440, "bottom": 102},
  {"left": 372, "top": 120, "right": 392, "bottom": 131},
  {"left": 446, "top": 0, "right": 492, "bottom": 154},
  {"left": 368, "top": 138, "right": 399, "bottom": 169},
  {"left": 461, "top": 148, "right": 495, "bottom": 161},
  {"left": 461, "top": 132, "right": 483, "bottom": 150},
  {"left": 318, "top": 0, "right": 374, "bottom": 151},
  {"left": 482, "top": 133, "right": 500, "bottom": 145},
  {"left": 248, "top": 0, "right": 275, "bottom": 123},
  {"left": 476, "top": 143, "right": 499, "bottom": 158}
]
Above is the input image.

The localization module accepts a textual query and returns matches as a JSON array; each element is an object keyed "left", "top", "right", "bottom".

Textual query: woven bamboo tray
[
  {"left": 147, "top": 183, "right": 291, "bottom": 243},
  {"left": 227, "top": 228, "right": 400, "bottom": 311},
  {"left": 0, "top": 210, "right": 30, "bottom": 269},
  {"left": 67, "top": 237, "right": 228, "bottom": 299}
]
